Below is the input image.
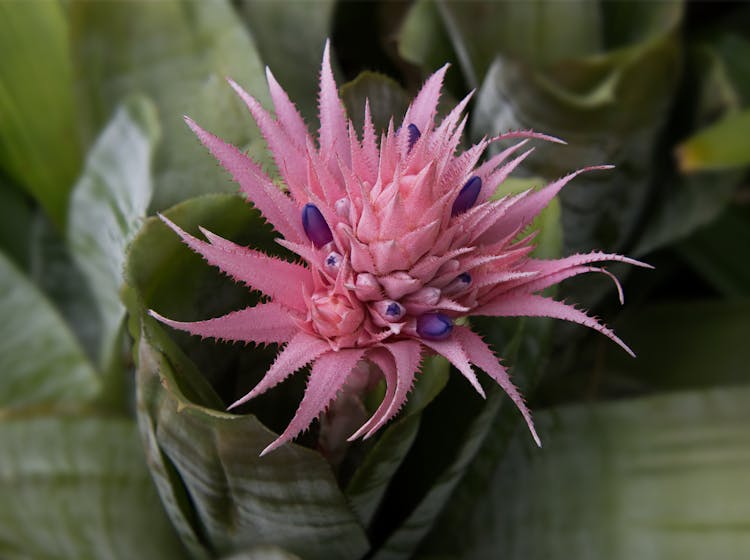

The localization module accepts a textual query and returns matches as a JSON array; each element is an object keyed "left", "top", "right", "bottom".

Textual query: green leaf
[
  {"left": 0, "top": 416, "right": 185, "bottom": 559},
  {"left": 634, "top": 46, "right": 744, "bottom": 256},
  {"left": 28, "top": 212, "right": 103, "bottom": 367},
  {"left": 440, "top": 385, "right": 750, "bottom": 559},
  {"left": 234, "top": 0, "right": 336, "bottom": 123},
  {"left": 371, "top": 383, "right": 504, "bottom": 560},
  {"left": 0, "top": 182, "right": 33, "bottom": 270},
  {"left": 676, "top": 109, "right": 750, "bottom": 171},
  {"left": 472, "top": 26, "right": 682, "bottom": 254},
  {"left": 677, "top": 206, "right": 750, "bottom": 298},
  {"left": 341, "top": 72, "right": 410, "bottom": 133},
  {"left": 0, "top": 1, "right": 82, "bottom": 229},
  {"left": 715, "top": 34, "right": 750, "bottom": 105},
  {"left": 436, "top": 0, "right": 606, "bottom": 90},
  {"left": 599, "top": 300, "right": 750, "bottom": 393},
  {"left": 398, "top": 0, "right": 457, "bottom": 78},
  {"left": 414, "top": 313, "right": 557, "bottom": 558},
  {"left": 134, "top": 323, "right": 370, "bottom": 560},
  {"left": 365, "top": 323, "right": 536, "bottom": 559},
  {"left": 69, "top": 0, "right": 271, "bottom": 211},
  {"left": 67, "top": 96, "right": 160, "bottom": 372},
  {"left": 0, "top": 251, "right": 99, "bottom": 411},
  {"left": 221, "top": 547, "right": 302, "bottom": 560},
  {"left": 124, "top": 195, "right": 370, "bottom": 559}
]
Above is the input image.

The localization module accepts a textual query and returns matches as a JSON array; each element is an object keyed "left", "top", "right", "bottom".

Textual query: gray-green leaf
[
  {"left": 69, "top": 0, "right": 271, "bottom": 211},
  {"left": 67, "top": 96, "right": 160, "bottom": 370},
  {"left": 448, "top": 385, "right": 750, "bottom": 559},
  {"left": 0, "top": 1, "right": 82, "bottom": 228},
  {"left": 0, "top": 416, "right": 185, "bottom": 559},
  {"left": 235, "top": 0, "right": 336, "bottom": 124},
  {"left": 0, "top": 251, "right": 99, "bottom": 411}
]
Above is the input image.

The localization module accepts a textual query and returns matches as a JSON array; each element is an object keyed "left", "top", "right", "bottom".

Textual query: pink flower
[{"left": 150, "top": 42, "right": 649, "bottom": 456}]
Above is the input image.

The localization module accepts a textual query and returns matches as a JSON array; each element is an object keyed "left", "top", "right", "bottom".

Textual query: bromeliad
[{"left": 150, "top": 41, "right": 649, "bottom": 455}]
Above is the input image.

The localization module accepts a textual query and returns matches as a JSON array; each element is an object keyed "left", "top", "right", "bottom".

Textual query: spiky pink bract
[{"left": 150, "top": 41, "right": 650, "bottom": 456}]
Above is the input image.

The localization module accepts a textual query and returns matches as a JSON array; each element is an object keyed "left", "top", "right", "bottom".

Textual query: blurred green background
[{"left": 0, "top": 1, "right": 748, "bottom": 559}]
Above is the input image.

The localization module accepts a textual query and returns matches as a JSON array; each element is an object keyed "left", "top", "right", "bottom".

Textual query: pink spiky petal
[
  {"left": 476, "top": 293, "right": 635, "bottom": 357},
  {"left": 421, "top": 337, "right": 486, "bottom": 398},
  {"left": 350, "top": 340, "right": 422, "bottom": 440},
  {"left": 149, "top": 302, "right": 297, "bottom": 345},
  {"left": 184, "top": 117, "right": 304, "bottom": 242},
  {"left": 158, "top": 214, "right": 311, "bottom": 313},
  {"left": 318, "top": 40, "right": 349, "bottom": 167},
  {"left": 229, "top": 332, "right": 331, "bottom": 410},
  {"left": 227, "top": 78, "right": 309, "bottom": 200},
  {"left": 479, "top": 165, "right": 615, "bottom": 242},
  {"left": 453, "top": 326, "right": 540, "bottom": 447},
  {"left": 261, "top": 347, "right": 366, "bottom": 456}
]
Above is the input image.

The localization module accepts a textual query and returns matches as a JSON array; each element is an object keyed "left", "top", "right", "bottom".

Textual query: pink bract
[{"left": 150, "top": 41, "right": 650, "bottom": 456}]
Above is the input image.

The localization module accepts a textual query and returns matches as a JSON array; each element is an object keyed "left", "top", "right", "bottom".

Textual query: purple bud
[
  {"left": 417, "top": 312, "right": 453, "bottom": 340},
  {"left": 374, "top": 300, "right": 406, "bottom": 323},
  {"left": 458, "top": 272, "right": 471, "bottom": 285},
  {"left": 324, "top": 251, "right": 342, "bottom": 272},
  {"left": 451, "top": 176, "right": 482, "bottom": 216},
  {"left": 407, "top": 123, "right": 421, "bottom": 152},
  {"left": 302, "top": 203, "right": 333, "bottom": 247},
  {"left": 386, "top": 302, "right": 403, "bottom": 318}
]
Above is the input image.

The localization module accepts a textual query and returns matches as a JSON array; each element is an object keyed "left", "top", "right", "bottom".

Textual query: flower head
[{"left": 150, "top": 42, "right": 649, "bottom": 456}]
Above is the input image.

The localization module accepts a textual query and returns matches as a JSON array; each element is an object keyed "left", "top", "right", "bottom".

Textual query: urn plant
[{"left": 1, "top": 2, "right": 749, "bottom": 559}]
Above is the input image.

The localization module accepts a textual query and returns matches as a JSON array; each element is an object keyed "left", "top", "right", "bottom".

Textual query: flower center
[{"left": 309, "top": 292, "right": 365, "bottom": 339}]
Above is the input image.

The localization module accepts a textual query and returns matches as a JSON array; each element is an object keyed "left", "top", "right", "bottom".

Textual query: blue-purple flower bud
[
  {"left": 417, "top": 312, "right": 453, "bottom": 340},
  {"left": 385, "top": 301, "right": 404, "bottom": 318},
  {"left": 302, "top": 203, "right": 333, "bottom": 248},
  {"left": 407, "top": 123, "right": 421, "bottom": 152},
  {"left": 451, "top": 176, "right": 482, "bottom": 216}
]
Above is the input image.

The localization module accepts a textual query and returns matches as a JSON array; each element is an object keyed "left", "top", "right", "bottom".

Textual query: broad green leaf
[
  {"left": 0, "top": 182, "right": 33, "bottom": 270},
  {"left": 678, "top": 206, "right": 750, "bottom": 298},
  {"left": 715, "top": 34, "right": 750, "bottom": 105},
  {"left": 341, "top": 72, "right": 410, "bottom": 133},
  {"left": 398, "top": 0, "right": 457, "bottom": 78},
  {"left": 0, "top": 416, "right": 185, "bottom": 559},
  {"left": 134, "top": 321, "right": 370, "bottom": 560},
  {"left": 29, "top": 212, "right": 103, "bottom": 367},
  {"left": 415, "top": 315, "right": 557, "bottom": 557},
  {"left": 470, "top": 3, "right": 682, "bottom": 254},
  {"left": 371, "top": 382, "right": 504, "bottom": 560},
  {"left": 133, "top": 320, "right": 213, "bottom": 560},
  {"left": 444, "top": 385, "right": 750, "bottom": 559},
  {"left": 0, "top": 251, "right": 99, "bottom": 411},
  {"left": 69, "top": 0, "right": 271, "bottom": 211},
  {"left": 676, "top": 109, "right": 750, "bottom": 171},
  {"left": 634, "top": 47, "right": 743, "bottom": 256},
  {"left": 367, "top": 322, "right": 539, "bottom": 560},
  {"left": 221, "top": 547, "right": 302, "bottom": 560},
  {"left": 436, "top": 0, "right": 605, "bottom": 89},
  {"left": 124, "top": 195, "right": 370, "bottom": 559},
  {"left": 68, "top": 96, "right": 159, "bottom": 372},
  {"left": 235, "top": 0, "right": 336, "bottom": 123},
  {"left": 599, "top": 300, "right": 750, "bottom": 393},
  {"left": 0, "top": 0, "right": 81, "bottom": 229},
  {"left": 436, "top": 1, "right": 683, "bottom": 89}
]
